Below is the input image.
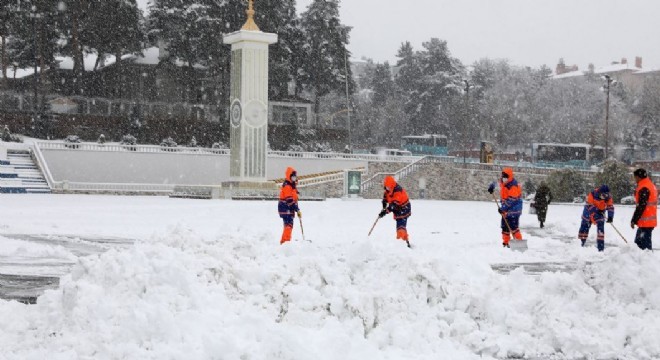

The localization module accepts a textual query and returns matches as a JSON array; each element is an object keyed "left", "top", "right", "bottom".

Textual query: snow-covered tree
[{"left": 299, "top": 0, "right": 354, "bottom": 115}]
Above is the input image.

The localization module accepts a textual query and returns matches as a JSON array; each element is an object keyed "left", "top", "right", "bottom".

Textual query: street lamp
[
  {"left": 29, "top": 7, "right": 42, "bottom": 116},
  {"left": 463, "top": 79, "right": 473, "bottom": 164},
  {"left": 601, "top": 74, "right": 617, "bottom": 159},
  {"left": 343, "top": 49, "right": 351, "bottom": 152}
]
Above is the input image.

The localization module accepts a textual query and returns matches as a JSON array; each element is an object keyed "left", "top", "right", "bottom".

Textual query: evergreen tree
[
  {"left": 59, "top": 0, "right": 90, "bottom": 94},
  {"left": 148, "top": 0, "right": 218, "bottom": 101},
  {"left": 407, "top": 38, "right": 464, "bottom": 135},
  {"left": 84, "top": 0, "right": 144, "bottom": 97},
  {"left": 299, "top": 0, "right": 354, "bottom": 115},
  {"left": 6, "top": 0, "right": 62, "bottom": 103},
  {"left": 0, "top": 0, "right": 12, "bottom": 86},
  {"left": 371, "top": 62, "right": 393, "bottom": 107},
  {"left": 253, "top": 0, "right": 304, "bottom": 99}
]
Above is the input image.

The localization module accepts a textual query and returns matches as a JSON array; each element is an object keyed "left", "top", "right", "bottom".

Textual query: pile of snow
[{"left": 0, "top": 196, "right": 658, "bottom": 359}]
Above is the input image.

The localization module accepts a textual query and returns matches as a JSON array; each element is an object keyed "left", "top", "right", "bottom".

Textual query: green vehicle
[{"left": 401, "top": 134, "right": 448, "bottom": 156}]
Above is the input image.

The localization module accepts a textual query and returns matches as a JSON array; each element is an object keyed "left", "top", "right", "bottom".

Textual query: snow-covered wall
[{"left": 41, "top": 148, "right": 368, "bottom": 184}]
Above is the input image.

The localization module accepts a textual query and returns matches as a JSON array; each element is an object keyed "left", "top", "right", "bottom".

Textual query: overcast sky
[{"left": 295, "top": 0, "right": 660, "bottom": 71}]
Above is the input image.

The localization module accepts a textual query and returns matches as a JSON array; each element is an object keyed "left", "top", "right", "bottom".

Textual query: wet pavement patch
[{"left": 0, "top": 234, "right": 134, "bottom": 303}]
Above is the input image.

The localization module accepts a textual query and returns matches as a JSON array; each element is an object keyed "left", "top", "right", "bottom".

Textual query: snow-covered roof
[
  {"left": 0, "top": 67, "right": 40, "bottom": 79},
  {"left": 118, "top": 47, "right": 207, "bottom": 69},
  {"left": 55, "top": 53, "right": 118, "bottom": 72},
  {"left": 633, "top": 68, "right": 660, "bottom": 75},
  {"left": 552, "top": 70, "right": 585, "bottom": 79},
  {"left": 593, "top": 63, "right": 642, "bottom": 74}
]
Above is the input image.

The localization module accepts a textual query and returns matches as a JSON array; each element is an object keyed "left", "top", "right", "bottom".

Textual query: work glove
[
  {"left": 498, "top": 208, "right": 505, "bottom": 215},
  {"left": 606, "top": 216, "right": 613, "bottom": 223},
  {"left": 487, "top": 182, "right": 495, "bottom": 194},
  {"left": 382, "top": 199, "right": 388, "bottom": 209},
  {"left": 378, "top": 209, "right": 387, "bottom": 218},
  {"left": 297, "top": 210, "right": 302, "bottom": 218},
  {"left": 630, "top": 221, "right": 636, "bottom": 229}
]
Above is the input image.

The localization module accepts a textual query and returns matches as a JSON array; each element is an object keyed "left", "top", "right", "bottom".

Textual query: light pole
[
  {"left": 343, "top": 49, "right": 351, "bottom": 152},
  {"left": 602, "top": 75, "right": 616, "bottom": 159},
  {"left": 463, "top": 79, "right": 473, "bottom": 164},
  {"left": 30, "top": 7, "right": 42, "bottom": 116}
]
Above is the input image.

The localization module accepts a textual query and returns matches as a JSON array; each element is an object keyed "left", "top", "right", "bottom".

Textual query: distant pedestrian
[
  {"left": 533, "top": 182, "right": 552, "bottom": 228},
  {"left": 378, "top": 176, "right": 412, "bottom": 248},
  {"left": 278, "top": 167, "right": 301, "bottom": 245},
  {"left": 578, "top": 185, "right": 614, "bottom": 251},
  {"left": 631, "top": 168, "right": 657, "bottom": 250},
  {"left": 488, "top": 167, "right": 523, "bottom": 248}
]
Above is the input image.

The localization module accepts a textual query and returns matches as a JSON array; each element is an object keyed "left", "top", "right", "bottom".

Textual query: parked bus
[
  {"left": 532, "top": 143, "right": 605, "bottom": 168},
  {"left": 401, "top": 134, "right": 448, "bottom": 156}
]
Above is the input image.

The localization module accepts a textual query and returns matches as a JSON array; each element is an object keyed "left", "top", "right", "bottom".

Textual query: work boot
[
  {"left": 597, "top": 240, "right": 605, "bottom": 252},
  {"left": 540, "top": 221, "right": 544, "bottom": 228},
  {"left": 581, "top": 239, "right": 586, "bottom": 247},
  {"left": 503, "top": 242, "right": 510, "bottom": 248}
]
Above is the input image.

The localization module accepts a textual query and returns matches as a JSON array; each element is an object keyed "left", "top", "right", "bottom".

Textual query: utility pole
[
  {"left": 463, "top": 79, "right": 472, "bottom": 164},
  {"left": 344, "top": 49, "right": 351, "bottom": 152},
  {"left": 602, "top": 75, "right": 615, "bottom": 159}
]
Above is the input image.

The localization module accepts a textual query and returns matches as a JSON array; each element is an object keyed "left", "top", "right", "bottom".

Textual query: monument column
[{"left": 223, "top": 1, "right": 277, "bottom": 182}]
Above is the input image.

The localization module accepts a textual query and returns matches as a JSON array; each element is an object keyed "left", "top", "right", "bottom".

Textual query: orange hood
[
  {"left": 285, "top": 167, "right": 297, "bottom": 183},
  {"left": 502, "top": 167, "right": 514, "bottom": 180},
  {"left": 384, "top": 176, "right": 397, "bottom": 191}
]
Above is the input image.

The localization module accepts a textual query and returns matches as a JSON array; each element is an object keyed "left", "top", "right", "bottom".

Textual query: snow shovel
[
  {"left": 491, "top": 193, "right": 527, "bottom": 251},
  {"left": 609, "top": 222, "right": 628, "bottom": 244},
  {"left": 367, "top": 216, "right": 381, "bottom": 236},
  {"left": 298, "top": 214, "right": 311, "bottom": 242}
]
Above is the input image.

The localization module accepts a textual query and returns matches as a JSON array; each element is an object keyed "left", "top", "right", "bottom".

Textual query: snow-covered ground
[{"left": 1, "top": 194, "right": 659, "bottom": 359}]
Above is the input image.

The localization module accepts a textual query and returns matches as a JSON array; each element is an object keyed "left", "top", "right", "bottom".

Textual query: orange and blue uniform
[
  {"left": 491, "top": 167, "right": 523, "bottom": 246},
  {"left": 380, "top": 176, "right": 412, "bottom": 245},
  {"left": 278, "top": 167, "right": 300, "bottom": 245},
  {"left": 578, "top": 185, "right": 614, "bottom": 251},
  {"left": 631, "top": 170, "right": 657, "bottom": 250}
]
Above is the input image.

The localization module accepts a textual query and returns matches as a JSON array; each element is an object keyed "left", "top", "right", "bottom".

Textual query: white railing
[
  {"left": 30, "top": 144, "right": 55, "bottom": 189},
  {"left": 297, "top": 168, "right": 367, "bottom": 188},
  {"left": 360, "top": 155, "right": 456, "bottom": 192},
  {"left": 36, "top": 141, "right": 231, "bottom": 156},
  {"left": 57, "top": 181, "right": 175, "bottom": 193},
  {"left": 268, "top": 150, "right": 418, "bottom": 163},
  {"left": 36, "top": 141, "right": 422, "bottom": 163}
]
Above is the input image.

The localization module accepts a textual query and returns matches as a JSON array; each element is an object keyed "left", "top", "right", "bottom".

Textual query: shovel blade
[{"left": 509, "top": 239, "right": 528, "bottom": 252}]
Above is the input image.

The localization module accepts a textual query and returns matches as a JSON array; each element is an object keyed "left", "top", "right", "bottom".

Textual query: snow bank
[{"left": 0, "top": 197, "right": 657, "bottom": 359}]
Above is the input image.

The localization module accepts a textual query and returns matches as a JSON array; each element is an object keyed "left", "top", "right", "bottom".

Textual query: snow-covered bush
[
  {"left": 546, "top": 168, "right": 588, "bottom": 202},
  {"left": 120, "top": 135, "right": 137, "bottom": 146},
  {"left": 64, "top": 135, "right": 81, "bottom": 149},
  {"left": 1, "top": 125, "right": 22, "bottom": 143},
  {"left": 594, "top": 160, "right": 635, "bottom": 203},
  {"left": 188, "top": 136, "right": 197, "bottom": 148},
  {"left": 97, "top": 134, "right": 106, "bottom": 144},
  {"left": 160, "top": 137, "right": 177, "bottom": 147},
  {"left": 160, "top": 137, "right": 178, "bottom": 151},
  {"left": 212, "top": 141, "right": 228, "bottom": 149}
]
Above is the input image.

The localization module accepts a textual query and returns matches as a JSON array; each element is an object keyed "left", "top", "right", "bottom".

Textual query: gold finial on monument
[{"left": 241, "top": 0, "right": 260, "bottom": 31}]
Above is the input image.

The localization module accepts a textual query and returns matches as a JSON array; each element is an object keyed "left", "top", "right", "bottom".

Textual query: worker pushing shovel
[{"left": 488, "top": 167, "right": 527, "bottom": 251}]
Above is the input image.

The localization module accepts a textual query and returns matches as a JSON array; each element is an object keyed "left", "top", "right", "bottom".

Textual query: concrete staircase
[{"left": 0, "top": 150, "right": 51, "bottom": 194}]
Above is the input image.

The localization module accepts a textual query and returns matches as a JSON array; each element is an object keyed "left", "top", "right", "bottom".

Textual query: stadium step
[{"left": 1, "top": 150, "right": 51, "bottom": 194}]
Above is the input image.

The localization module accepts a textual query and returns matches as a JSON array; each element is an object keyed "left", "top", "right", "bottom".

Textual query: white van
[{"left": 375, "top": 148, "right": 413, "bottom": 157}]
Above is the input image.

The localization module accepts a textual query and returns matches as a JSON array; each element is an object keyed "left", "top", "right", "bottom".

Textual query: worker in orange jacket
[
  {"left": 578, "top": 185, "right": 614, "bottom": 251},
  {"left": 278, "top": 167, "right": 301, "bottom": 245},
  {"left": 378, "top": 176, "right": 412, "bottom": 248},
  {"left": 631, "top": 168, "right": 657, "bottom": 250},
  {"left": 488, "top": 167, "right": 523, "bottom": 248}
]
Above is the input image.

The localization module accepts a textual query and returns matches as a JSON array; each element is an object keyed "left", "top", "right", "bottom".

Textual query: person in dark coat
[{"left": 533, "top": 182, "right": 552, "bottom": 228}]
